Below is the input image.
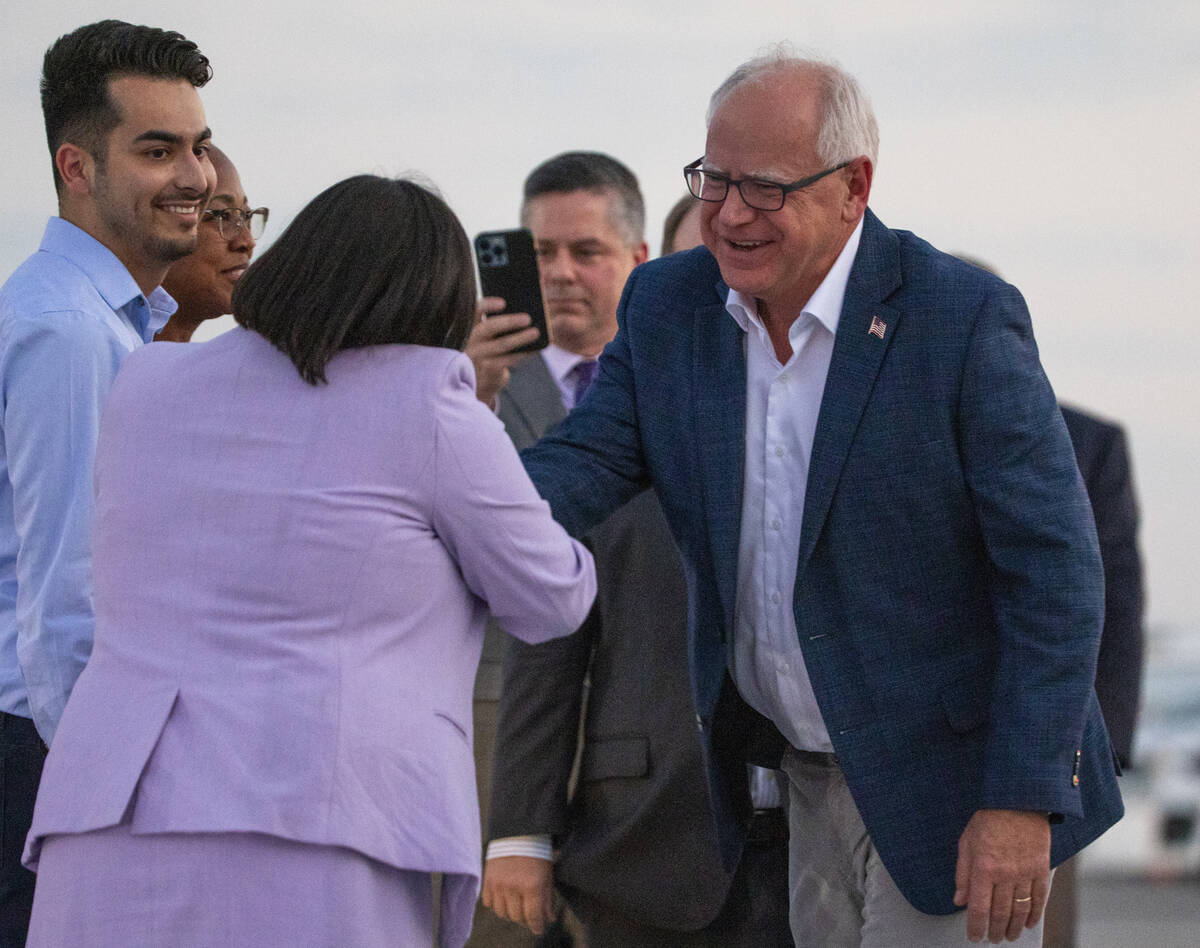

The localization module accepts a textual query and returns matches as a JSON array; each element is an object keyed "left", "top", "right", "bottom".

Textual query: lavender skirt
[{"left": 28, "top": 824, "right": 438, "bottom": 947}]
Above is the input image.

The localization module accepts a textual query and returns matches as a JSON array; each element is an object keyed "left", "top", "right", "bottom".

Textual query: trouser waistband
[{"left": 785, "top": 746, "right": 838, "bottom": 767}]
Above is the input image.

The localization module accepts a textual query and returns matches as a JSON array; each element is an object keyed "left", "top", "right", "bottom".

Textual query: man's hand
[
  {"left": 954, "top": 808, "right": 1051, "bottom": 943},
  {"left": 465, "top": 297, "right": 540, "bottom": 407},
  {"left": 481, "top": 855, "right": 556, "bottom": 935}
]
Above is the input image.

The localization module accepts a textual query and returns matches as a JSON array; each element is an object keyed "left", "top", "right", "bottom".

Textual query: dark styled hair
[
  {"left": 521, "top": 151, "right": 645, "bottom": 246},
  {"left": 233, "top": 175, "right": 477, "bottom": 385},
  {"left": 661, "top": 193, "right": 700, "bottom": 256},
  {"left": 41, "top": 19, "right": 212, "bottom": 191}
]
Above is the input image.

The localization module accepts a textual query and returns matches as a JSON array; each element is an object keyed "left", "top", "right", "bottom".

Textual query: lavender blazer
[{"left": 24, "top": 328, "right": 595, "bottom": 946}]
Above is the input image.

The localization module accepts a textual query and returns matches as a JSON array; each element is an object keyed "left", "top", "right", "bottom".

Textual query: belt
[
  {"left": 786, "top": 747, "right": 838, "bottom": 767},
  {"left": 745, "top": 806, "right": 788, "bottom": 845}
]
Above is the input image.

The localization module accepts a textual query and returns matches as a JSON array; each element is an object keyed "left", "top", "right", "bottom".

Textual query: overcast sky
[{"left": 2, "top": 1, "right": 1197, "bottom": 631}]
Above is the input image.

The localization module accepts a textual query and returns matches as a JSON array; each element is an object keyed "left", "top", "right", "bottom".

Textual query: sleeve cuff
[{"left": 485, "top": 835, "right": 553, "bottom": 862}]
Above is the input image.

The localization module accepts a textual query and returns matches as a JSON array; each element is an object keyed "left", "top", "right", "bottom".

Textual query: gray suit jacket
[
  {"left": 486, "top": 355, "right": 742, "bottom": 931},
  {"left": 474, "top": 357, "right": 568, "bottom": 701}
]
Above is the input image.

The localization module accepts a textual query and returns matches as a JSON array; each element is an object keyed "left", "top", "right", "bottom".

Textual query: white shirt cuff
[{"left": 485, "top": 835, "right": 553, "bottom": 862}]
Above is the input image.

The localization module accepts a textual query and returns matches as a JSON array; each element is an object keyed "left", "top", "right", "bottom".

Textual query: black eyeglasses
[
  {"left": 202, "top": 206, "right": 269, "bottom": 240},
  {"left": 683, "top": 158, "right": 851, "bottom": 212}
]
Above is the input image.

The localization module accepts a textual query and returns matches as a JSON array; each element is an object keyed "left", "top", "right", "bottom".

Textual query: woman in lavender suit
[{"left": 23, "top": 176, "right": 596, "bottom": 948}]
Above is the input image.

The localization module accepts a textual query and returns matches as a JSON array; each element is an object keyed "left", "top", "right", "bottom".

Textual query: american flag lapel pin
[{"left": 868, "top": 315, "right": 887, "bottom": 339}]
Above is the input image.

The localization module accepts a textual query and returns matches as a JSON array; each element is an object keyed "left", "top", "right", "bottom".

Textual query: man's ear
[
  {"left": 633, "top": 240, "right": 650, "bottom": 266},
  {"left": 55, "top": 142, "right": 95, "bottom": 198},
  {"left": 842, "top": 156, "right": 873, "bottom": 223}
]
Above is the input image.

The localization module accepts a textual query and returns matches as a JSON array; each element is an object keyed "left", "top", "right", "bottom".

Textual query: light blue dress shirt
[{"left": 0, "top": 217, "right": 173, "bottom": 743}]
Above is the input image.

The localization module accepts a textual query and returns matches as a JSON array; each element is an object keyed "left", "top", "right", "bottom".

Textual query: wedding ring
[{"left": 1013, "top": 896, "right": 1032, "bottom": 903}]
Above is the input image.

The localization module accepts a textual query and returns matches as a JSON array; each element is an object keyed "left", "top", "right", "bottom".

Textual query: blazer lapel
[
  {"left": 693, "top": 284, "right": 747, "bottom": 636},
  {"left": 796, "top": 212, "right": 902, "bottom": 577},
  {"left": 499, "top": 356, "right": 566, "bottom": 449}
]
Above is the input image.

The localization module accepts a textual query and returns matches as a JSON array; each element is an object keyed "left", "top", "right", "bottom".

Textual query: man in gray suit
[
  {"left": 469, "top": 152, "right": 792, "bottom": 947},
  {"left": 463, "top": 151, "right": 650, "bottom": 948}
]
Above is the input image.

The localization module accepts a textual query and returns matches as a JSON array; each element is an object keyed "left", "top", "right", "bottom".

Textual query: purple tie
[{"left": 571, "top": 359, "right": 599, "bottom": 407}]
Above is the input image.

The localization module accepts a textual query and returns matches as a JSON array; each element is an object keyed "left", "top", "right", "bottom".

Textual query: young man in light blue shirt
[{"left": 0, "top": 19, "right": 215, "bottom": 940}]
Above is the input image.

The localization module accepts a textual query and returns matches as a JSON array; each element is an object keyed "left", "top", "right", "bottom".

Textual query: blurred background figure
[
  {"left": 158, "top": 146, "right": 266, "bottom": 342},
  {"left": 1046, "top": 404, "right": 1145, "bottom": 946},
  {"left": 661, "top": 192, "right": 703, "bottom": 256},
  {"left": 22, "top": 175, "right": 595, "bottom": 948}
]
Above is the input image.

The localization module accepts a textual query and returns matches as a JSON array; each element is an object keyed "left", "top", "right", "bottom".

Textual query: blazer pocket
[
  {"left": 939, "top": 674, "right": 991, "bottom": 734},
  {"left": 581, "top": 736, "right": 649, "bottom": 782}
]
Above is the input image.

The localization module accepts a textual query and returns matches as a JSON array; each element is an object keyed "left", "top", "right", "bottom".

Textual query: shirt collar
[
  {"left": 39, "top": 217, "right": 177, "bottom": 340},
  {"left": 540, "top": 343, "right": 591, "bottom": 388},
  {"left": 725, "top": 216, "right": 865, "bottom": 339}
]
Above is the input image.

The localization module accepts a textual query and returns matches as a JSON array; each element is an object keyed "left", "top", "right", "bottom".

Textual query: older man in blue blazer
[{"left": 520, "top": 51, "right": 1123, "bottom": 947}]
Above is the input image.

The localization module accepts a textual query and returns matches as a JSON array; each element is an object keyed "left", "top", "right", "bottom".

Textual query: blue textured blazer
[{"left": 521, "top": 210, "right": 1123, "bottom": 915}]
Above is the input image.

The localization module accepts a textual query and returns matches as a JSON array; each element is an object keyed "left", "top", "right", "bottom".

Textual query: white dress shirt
[{"left": 727, "top": 219, "right": 863, "bottom": 752}]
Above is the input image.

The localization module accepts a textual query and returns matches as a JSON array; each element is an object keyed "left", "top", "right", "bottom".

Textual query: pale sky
[{"left": 2, "top": 0, "right": 1197, "bottom": 630}]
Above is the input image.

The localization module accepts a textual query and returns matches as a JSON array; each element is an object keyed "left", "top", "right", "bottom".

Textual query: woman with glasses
[
  {"left": 158, "top": 146, "right": 268, "bottom": 342},
  {"left": 22, "top": 175, "right": 596, "bottom": 948}
]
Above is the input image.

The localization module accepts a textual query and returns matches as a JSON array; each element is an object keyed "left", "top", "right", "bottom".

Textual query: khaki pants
[{"left": 780, "top": 747, "right": 1050, "bottom": 948}]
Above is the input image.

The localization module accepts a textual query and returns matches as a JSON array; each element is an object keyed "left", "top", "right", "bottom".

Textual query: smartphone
[{"left": 474, "top": 228, "right": 550, "bottom": 353}]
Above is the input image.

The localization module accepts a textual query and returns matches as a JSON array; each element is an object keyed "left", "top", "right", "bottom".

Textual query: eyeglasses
[
  {"left": 202, "top": 206, "right": 269, "bottom": 240},
  {"left": 683, "top": 158, "right": 851, "bottom": 212}
]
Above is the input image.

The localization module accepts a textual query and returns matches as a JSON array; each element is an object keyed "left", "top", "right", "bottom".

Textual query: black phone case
[{"left": 474, "top": 229, "right": 550, "bottom": 353}]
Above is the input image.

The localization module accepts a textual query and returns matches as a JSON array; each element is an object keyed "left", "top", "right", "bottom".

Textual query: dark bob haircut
[
  {"left": 41, "top": 20, "right": 211, "bottom": 192},
  {"left": 233, "top": 175, "right": 477, "bottom": 385}
]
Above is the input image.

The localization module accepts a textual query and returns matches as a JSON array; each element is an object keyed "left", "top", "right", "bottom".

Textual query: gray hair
[{"left": 706, "top": 47, "right": 879, "bottom": 167}]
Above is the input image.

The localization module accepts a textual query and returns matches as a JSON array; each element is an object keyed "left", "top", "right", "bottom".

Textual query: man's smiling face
[
  {"left": 700, "top": 67, "right": 864, "bottom": 319},
  {"left": 87, "top": 74, "right": 215, "bottom": 284}
]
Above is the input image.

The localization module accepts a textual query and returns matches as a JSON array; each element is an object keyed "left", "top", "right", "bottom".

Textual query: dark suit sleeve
[
  {"left": 1072, "top": 418, "right": 1144, "bottom": 765},
  {"left": 487, "top": 605, "right": 597, "bottom": 841},
  {"left": 958, "top": 283, "right": 1106, "bottom": 817}
]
